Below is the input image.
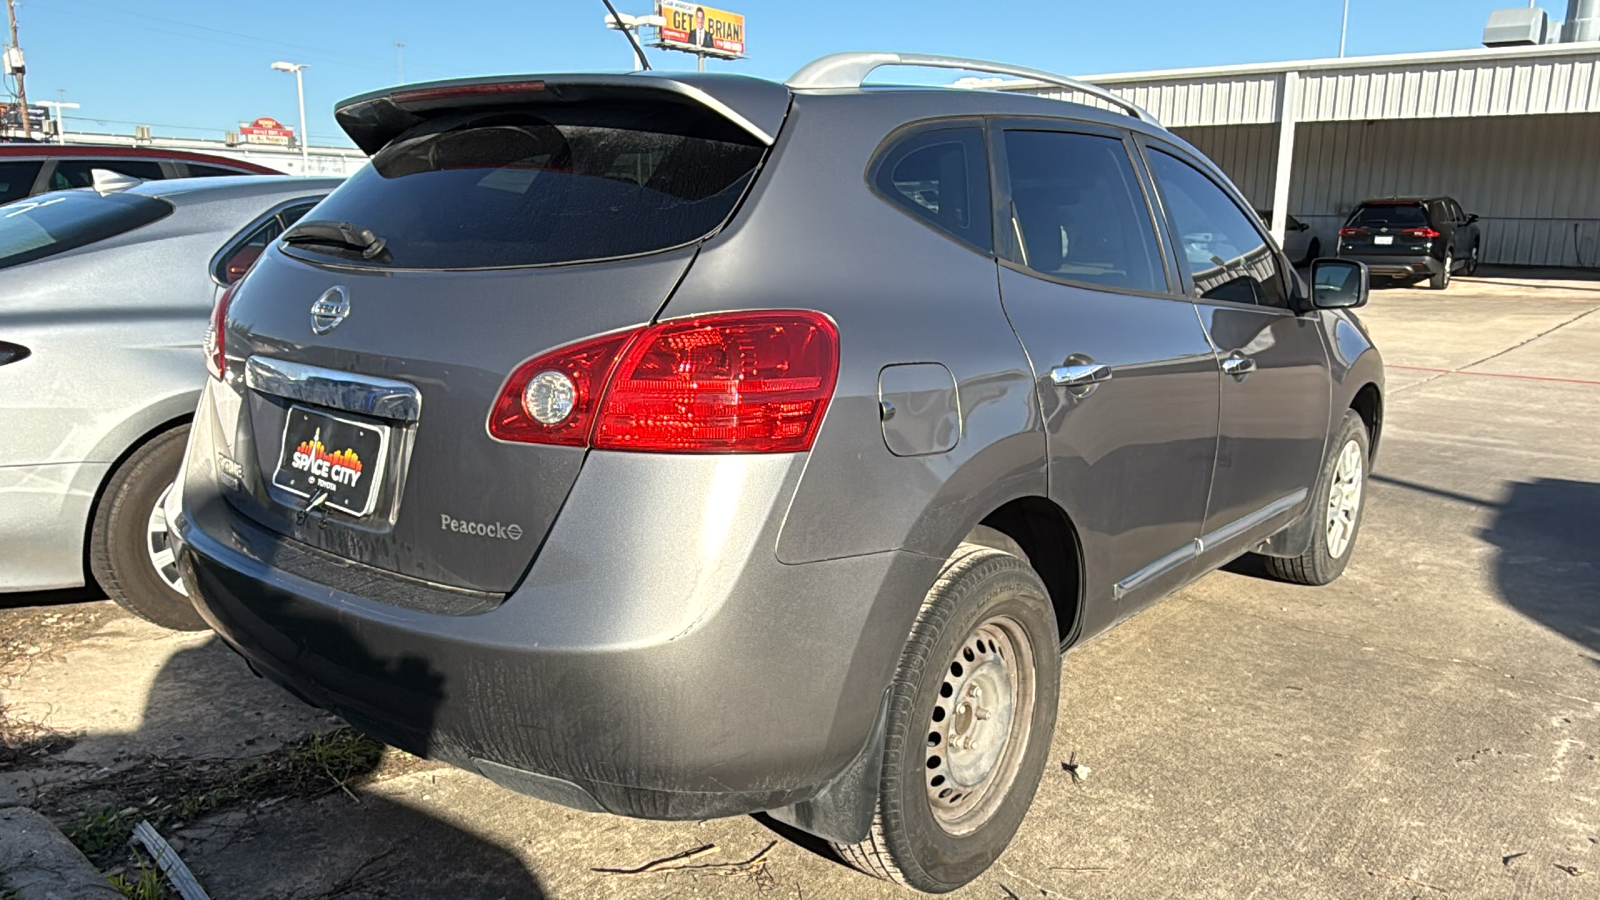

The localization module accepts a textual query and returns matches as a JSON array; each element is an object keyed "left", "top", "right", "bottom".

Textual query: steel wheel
[
  {"left": 1325, "top": 439, "right": 1364, "bottom": 560},
  {"left": 146, "top": 483, "right": 188, "bottom": 597},
  {"left": 924, "top": 615, "right": 1035, "bottom": 836}
]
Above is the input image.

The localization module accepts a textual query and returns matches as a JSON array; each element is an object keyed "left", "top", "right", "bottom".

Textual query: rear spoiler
[{"left": 335, "top": 72, "right": 790, "bottom": 156}]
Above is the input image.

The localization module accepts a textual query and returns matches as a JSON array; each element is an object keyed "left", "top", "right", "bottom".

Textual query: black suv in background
[{"left": 1337, "top": 197, "right": 1482, "bottom": 289}]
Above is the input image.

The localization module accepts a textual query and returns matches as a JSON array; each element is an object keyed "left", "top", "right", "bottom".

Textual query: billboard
[
  {"left": 0, "top": 103, "right": 49, "bottom": 132},
  {"left": 239, "top": 116, "right": 295, "bottom": 147},
  {"left": 654, "top": 1, "right": 745, "bottom": 56}
]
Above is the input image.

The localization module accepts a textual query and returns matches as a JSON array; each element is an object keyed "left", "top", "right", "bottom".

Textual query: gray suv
[{"left": 168, "top": 53, "right": 1383, "bottom": 892}]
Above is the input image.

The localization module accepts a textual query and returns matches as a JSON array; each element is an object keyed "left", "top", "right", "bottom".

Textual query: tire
[
  {"left": 833, "top": 543, "right": 1059, "bottom": 893},
  {"left": 1465, "top": 242, "right": 1480, "bottom": 276},
  {"left": 89, "top": 424, "right": 208, "bottom": 631},
  {"left": 1429, "top": 251, "right": 1453, "bottom": 290},
  {"left": 1300, "top": 237, "right": 1322, "bottom": 267},
  {"left": 1261, "top": 410, "right": 1371, "bottom": 586}
]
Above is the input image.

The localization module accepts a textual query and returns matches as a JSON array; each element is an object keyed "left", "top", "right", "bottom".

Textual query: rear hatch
[
  {"left": 1339, "top": 202, "right": 1436, "bottom": 256},
  {"left": 217, "top": 75, "right": 789, "bottom": 594}
]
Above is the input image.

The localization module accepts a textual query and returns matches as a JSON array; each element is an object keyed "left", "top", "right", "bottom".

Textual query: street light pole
[
  {"left": 271, "top": 61, "right": 310, "bottom": 173},
  {"left": 1340, "top": 0, "right": 1351, "bottom": 58}
]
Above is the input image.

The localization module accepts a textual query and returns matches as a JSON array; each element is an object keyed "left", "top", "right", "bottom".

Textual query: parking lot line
[{"left": 1385, "top": 364, "right": 1600, "bottom": 387}]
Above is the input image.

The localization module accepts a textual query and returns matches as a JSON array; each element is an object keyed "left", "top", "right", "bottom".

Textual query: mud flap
[{"left": 766, "top": 687, "right": 891, "bottom": 844}]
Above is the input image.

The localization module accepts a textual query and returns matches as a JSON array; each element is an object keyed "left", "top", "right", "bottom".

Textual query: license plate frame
[
  {"left": 1374, "top": 235, "right": 1394, "bottom": 246},
  {"left": 271, "top": 405, "right": 391, "bottom": 518}
]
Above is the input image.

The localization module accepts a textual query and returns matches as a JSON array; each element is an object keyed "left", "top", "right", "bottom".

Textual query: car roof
[
  {"left": 1355, "top": 197, "right": 1453, "bottom": 204},
  {"left": 0, "top": 142, "right": 281, "bottom": 173},
  {"left": 121, "top": 175, "right": 344, "bottom": 203}
]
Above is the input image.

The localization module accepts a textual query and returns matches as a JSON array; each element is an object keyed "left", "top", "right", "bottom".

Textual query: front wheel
[
  {"left": 1300, "top": 237, "right": 1322, "bottom": 267},
  {"left": 1261, "top": 410, "right": 1371, "bottom": 586},
  {"left": 834, "top": 543, "right": 1059, "bottom": 893},
  {"left": 1465, "top": 242, "right": 1480, "bottom": 276}
]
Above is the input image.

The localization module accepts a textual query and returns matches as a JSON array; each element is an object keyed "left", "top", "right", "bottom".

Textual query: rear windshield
[
  {"left": 0, "top": 190, "right": 173, "bottom": 270},
  {"left": 1348, "top": 204, "right": 1428, "bottom": 228},
  {"left": 286, "top": 101, "right": 768, "bottom": 269}
]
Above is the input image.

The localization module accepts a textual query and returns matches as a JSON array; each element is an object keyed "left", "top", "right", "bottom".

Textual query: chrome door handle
[
  {"left": 1221, "top": 356, "right": 1257, "bottom": 377},
  {"left": 1050, "top": 363, "right": 1113, "bottom": 387}
]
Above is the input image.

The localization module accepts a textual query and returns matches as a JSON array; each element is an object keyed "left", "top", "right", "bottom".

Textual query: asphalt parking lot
[{"left": 3, "top": 269, "right": 1597, "bottom": 899}]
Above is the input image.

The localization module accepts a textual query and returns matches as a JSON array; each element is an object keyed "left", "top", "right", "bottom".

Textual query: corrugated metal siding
[
  {"left": 1296, "top": 58, "right": 1600, "bottom": 121},
  {"left": 1018, "top": 51, "right": 1600, "bottom": 126},
  {"left": 1174, "top": 114, "right": 1600, "bottom": 267}
]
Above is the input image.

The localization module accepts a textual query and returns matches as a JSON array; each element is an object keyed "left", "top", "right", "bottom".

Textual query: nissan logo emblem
[{"left": 309, "top": 286, "right": 350, "bottom": 335}]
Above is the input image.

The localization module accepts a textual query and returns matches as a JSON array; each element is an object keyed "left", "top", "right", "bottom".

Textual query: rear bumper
[
  {"left": 172, "top": 438, "right": 934, "bottom": 820},
  {"left": 0, "top": 461, "right": 105, "bottom": 592},
  {"left": 1337, "top": 252, "right": 1441, "bottom": 279}
]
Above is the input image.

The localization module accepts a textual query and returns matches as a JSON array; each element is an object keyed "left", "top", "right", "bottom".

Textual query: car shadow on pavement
[
  {"left": 1367, "top": 473, "right": 1600, "bottom": 662},
  {"left": 86, "top": 620, "right": 548, "bottom": 896},
  {"left": 1477, "top": 477, "right": 1600, "bottom": 663}
]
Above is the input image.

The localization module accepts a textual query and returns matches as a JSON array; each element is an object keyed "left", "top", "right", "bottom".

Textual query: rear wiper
[{"left": 282, "top": 220, "right": 389, "bottom": 260}]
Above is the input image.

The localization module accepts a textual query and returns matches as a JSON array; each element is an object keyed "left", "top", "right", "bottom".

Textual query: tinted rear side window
[
  {"left": 0, "top": 161, "right": 43, "bottom": 203},
  {"left": 1349, "top": 204, "right": 1428, "bottom": 228},
  {"left": 185, "top": 163, "right": 249, "bottom": 177},
  {"left": 0, "top": 191, "right": 173, "bottom": 270},
  {"left": 873, "top": 127, "right": 990, "bottom": 251},
  {"left": 290, "top": 102, "right": 767, "bottom": 269},
  {"left": 1003, "top": 130, "right": 1164, "bottom": 293},
  {"left": 50, "top": 159, "right": 168, "bottom": 190}
]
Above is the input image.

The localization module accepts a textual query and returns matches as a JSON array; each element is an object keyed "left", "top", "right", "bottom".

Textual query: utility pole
[
  {"left": 394, "top": 41, "right": 405, "bottom": 83},
  {"left": 6, "top": 0, "right": 30, "bottom": 138}
]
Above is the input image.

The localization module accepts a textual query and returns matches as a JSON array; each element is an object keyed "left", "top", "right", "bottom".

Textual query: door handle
[
  {"left": 1221, "top": 356, "right": 1257, "bottom": 377},
  {"left": 1050, "top": 363, "right": 1113, "bottom": 387}
]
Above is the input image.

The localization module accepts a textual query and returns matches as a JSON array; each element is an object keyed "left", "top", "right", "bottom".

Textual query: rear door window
[
  {"left": 49, "top": 159, "right": 168, "bottom": 190},
  {"left": 0, "top": 160, "right": 43, "bottom": 203},
  {"left": 185, "top": 163, "right": 250, "bottom": 178},
  {"left": 286, "top": 102, "right": 767, "bottom": 269},
  {"left": 1349, "top": 204, "right": 1428, "bottom": 229},
  {"left": 1001, "top": 129, "right": 1165, "bottom": 293},
  {"left": 872, "top": 126, "right": 990, "bottom": 251},
  {"left": 1146, "top": 148, "right": 1290, "bottom": 308},
  {"left": 0, "top": 191, "right": 173, "bottom": 270}
]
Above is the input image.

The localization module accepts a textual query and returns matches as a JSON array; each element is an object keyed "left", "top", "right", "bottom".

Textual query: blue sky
[{"left": 10, "top": 0, "right": 1577, "bottom": 147}]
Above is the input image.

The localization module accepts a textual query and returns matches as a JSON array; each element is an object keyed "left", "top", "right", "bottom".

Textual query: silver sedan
[{"left": 0, "top": 175, "right": 340, "bottom": 624}]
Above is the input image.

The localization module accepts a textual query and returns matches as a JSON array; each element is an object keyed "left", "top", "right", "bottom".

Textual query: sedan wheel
[{"left": 146, "top": 483, "right": 189, "bottom": 597}]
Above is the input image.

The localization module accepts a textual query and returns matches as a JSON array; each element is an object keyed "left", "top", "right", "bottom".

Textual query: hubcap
[
  {"left": 147, "top": 484, "right": 187, "bottom": 597},
  {"left": 925, "top": 616, "right": 1035, "bottom": 836},
  {"left": 1325, "top": 440, "right": 1364, "bottom": 559}
]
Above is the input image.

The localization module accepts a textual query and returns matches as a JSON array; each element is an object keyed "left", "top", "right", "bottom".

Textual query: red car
[{"left": 0, "top": 144, "right": 281, "bottom": 204}]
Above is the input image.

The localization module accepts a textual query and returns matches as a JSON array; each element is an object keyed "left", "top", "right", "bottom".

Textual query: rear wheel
[
  {"left": 1261, "top": 410, "right": 1370, "bottom": 586},
  {"left": 833, "top": 543, "right": 1059, "bottom": 893},
  {"left": 1429, "top": 251, "right": 1453, "bottom": 290},
  {"left": 89, "top": 425, "right": 208, "bottom": 631}
]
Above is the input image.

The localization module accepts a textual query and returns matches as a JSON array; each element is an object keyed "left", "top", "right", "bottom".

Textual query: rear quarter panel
[{"left": 656, "top": 92, "right": 1047, "bottom": 567}]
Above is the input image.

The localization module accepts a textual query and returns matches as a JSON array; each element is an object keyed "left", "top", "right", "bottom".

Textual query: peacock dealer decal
[{"left": 272, "top": 405, "right": 390, "bottom": 518}]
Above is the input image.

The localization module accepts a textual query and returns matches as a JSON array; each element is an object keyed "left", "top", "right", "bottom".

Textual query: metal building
[{"left": 1003, "top": 41, "right": 1600, "bottom": 268}]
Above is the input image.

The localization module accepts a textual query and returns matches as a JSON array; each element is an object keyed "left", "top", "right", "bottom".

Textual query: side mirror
[
  {"left": 1310, "top": 259, "right": 1369, "bottom": 309},
  {"left": 1467, "top": 213, "right": 1479, "bottom": 223}
]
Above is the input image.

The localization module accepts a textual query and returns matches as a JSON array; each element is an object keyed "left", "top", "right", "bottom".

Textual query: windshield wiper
[{"left": 282, "top": 220, "right": 389, "bottom": 260}]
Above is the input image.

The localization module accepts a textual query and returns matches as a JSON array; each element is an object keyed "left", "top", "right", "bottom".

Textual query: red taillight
[
  {"left": 204, "top": 281, "right": 237, "bottom": 381},
  {"left": 1401, "top": 227, "right": 1441, "bottom": 239},
  {"left": 489, "top": 311, "right": 840, "bottom": 454},
  {"left": 1339, "top": 228, "right": 1363, "bottom": 237},
  {"left": 488, "top": 329, "right": 638, "bottom": 446}
]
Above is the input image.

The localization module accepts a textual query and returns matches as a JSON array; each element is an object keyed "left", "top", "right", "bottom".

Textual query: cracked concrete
[{"left": 2, "top": 271, "right": 1597, "bottom": 898}]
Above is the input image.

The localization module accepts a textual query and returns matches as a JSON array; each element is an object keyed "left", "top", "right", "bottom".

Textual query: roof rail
[{"left": 785, "top": 52, "right": 1159, "bottom": 125}]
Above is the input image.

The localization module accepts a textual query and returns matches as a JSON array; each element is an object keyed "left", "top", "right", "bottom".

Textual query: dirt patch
[
  {"left": 27, "top": 728, "right": 440, "bottom": 869},
  {"left": 0, "top": 600, "right": 127, "bottom": 771}
]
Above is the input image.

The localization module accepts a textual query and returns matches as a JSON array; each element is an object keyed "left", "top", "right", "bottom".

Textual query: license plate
[
  {"left": 272, "top": 405, "right": 390, "bottom": 518},
  {"left": 1374, "top": 235, "right": 1394, "bottom": 245}
]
